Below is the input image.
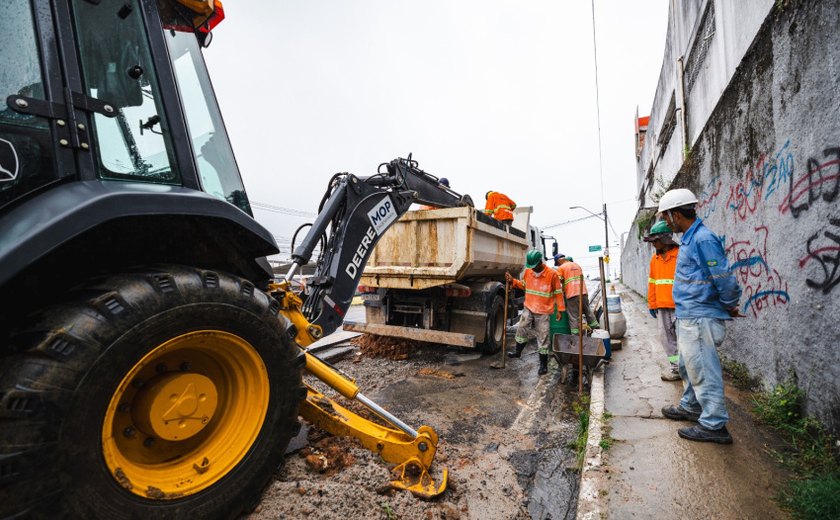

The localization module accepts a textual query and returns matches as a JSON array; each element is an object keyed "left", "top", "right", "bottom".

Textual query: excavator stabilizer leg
[{"left": 299, "top": 380, "right": 448, "bottom": 497}]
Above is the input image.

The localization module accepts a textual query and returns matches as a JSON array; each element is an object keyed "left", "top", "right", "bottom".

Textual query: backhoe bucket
[{"left": 390, "top": 455, "right": 449, "bottom": 498}]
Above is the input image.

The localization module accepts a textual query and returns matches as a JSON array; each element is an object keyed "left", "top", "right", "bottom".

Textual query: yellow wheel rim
[{"left": 102, "top": 330, "right": 269, "bottom": 499}]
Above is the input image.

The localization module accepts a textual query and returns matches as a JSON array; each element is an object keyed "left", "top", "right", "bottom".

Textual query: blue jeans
[{"left": 676, "top": 317, "right": 729, "bottom": 430}]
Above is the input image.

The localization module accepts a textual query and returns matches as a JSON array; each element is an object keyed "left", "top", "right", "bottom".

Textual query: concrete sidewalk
[{"left": 578, "top": 286, "right": 790, "bottom": 519}]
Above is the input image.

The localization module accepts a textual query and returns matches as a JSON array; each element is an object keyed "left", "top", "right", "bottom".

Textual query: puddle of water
[{"left": 510, "top": 445, "right": 579, "bottom": 520}]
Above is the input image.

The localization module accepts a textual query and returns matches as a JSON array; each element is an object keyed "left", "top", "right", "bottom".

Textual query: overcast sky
[{"left": 204, "top": 0, "right": 669, "bottom": 275}]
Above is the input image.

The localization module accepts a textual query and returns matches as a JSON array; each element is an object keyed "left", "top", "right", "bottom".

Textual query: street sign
[{"left": 588, "top": 245, "right": 602, "bottom": 252}]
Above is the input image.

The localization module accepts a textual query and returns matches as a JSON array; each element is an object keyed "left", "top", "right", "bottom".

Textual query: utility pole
[{"left": 602, "top": 202, "right": 610, "bottom": 267}]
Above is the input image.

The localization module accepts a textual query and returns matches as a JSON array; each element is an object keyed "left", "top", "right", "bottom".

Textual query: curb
[{"left": 576, "top": 361, "right": 607, "bottom": 520}]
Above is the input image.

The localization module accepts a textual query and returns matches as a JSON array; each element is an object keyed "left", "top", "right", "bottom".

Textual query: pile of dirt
[
  {"left": 299, "top": 432, "right": 357, "bottom": 476},
  {"left": 352, "top": 334, "right": 422, "bottom": 360},
  {"left": 250, "top": 325, "right": 577, "bottom": 519}
]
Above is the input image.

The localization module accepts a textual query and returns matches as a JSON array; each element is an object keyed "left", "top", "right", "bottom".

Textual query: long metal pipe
[
  {"left": 677, "top": 56, "right": 689, "bottom": 159},
  {"left": 306, "top": 351, "right": 418, "bottom": 438},
  {"left": 356, "top": 392, "right": 418, "bottom": 438}
]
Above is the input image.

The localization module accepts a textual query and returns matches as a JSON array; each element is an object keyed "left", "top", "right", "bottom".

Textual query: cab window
[
  {"left": 71, "top": 0, "right": 179, "bottom": 184},
  {"left": 164, "top": 29, "right": 251, "bottom": 213}
]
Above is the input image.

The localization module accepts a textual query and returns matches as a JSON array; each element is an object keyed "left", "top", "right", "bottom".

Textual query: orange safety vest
[
  {"left": 511, "top": 266, "right": 565, "bottom": 314},
  {"left": 557, "top": 261, "right": 587, "bottom": 299},
  {"left": 648, "top": 246, "right": 678, "bottom": 309},
  {"left": 483, "top": 192, "right": 516, "bottom": 221}
]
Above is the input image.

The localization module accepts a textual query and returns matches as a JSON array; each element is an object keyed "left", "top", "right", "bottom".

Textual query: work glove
[{"left": 649, "top": 309, "right": 658, "bottom": 318}]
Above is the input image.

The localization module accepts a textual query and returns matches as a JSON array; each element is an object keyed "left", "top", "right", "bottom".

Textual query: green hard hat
[
  {"left": 650, "top": 220, "right": 672, "bottom": 234},
  {"left": 566, "top": 256, "right": 573, "bottom": 262},
  {"left": 525, "top": 249, "right": 543, "bottom": 269},
  {"left": 644, "top": 220, "right": 673, "bottom": 242}
]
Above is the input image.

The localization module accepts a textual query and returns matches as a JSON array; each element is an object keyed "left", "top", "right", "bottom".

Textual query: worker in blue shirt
[{"left": 657, "top": 188, "right": 742, "bottom": 445}]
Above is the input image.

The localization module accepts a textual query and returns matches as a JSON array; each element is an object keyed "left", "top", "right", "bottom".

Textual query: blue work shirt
[{"left": 673, "top": 219, "right": 742, "bottom": 319}]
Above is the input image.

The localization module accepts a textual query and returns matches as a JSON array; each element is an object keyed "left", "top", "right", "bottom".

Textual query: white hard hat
[{"left": 658, "top": 188, "right": 699, "bottom": 213}]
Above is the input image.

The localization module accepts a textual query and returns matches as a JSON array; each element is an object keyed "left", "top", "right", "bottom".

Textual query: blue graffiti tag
[
  {"left": 698, "top": 175, "right": 723, "bottom": 219},
  {"left": 742, "top": 290, "right": 790, "bottom": 314},
  {"left": 764, "top": 140, "right": 794, "bottom": 201},
  {"left": 726, "top": 140, "right": 795, "bottom": 218},
  {"left": 730, "top": 255, "right": 769, "bottom": 271}
]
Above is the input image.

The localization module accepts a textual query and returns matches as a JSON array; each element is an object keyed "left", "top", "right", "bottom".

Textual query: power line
[
  {"left": 250, "top": 200, "right": 316, "bottom": 218},
  {"left": 591, "top": 0, "right": 605, "bottom": 205},
  {"left": 540, "top": 214, "right": 599, "bottom": 230}
]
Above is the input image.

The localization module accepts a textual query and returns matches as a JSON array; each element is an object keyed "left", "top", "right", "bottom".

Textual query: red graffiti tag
[{"left": 726, "top": 154, "right": 767, "bottom": 222}]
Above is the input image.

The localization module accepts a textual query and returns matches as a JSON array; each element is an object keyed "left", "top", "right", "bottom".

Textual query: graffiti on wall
[
  {"left": 696, "top": 175, "right": 723, "bottom": 219},
  {"left": 725, "top": 226, "right": 790, "bottom": 317},
  {"left": 779, "top": 147, "right": 840, "bottom": 218},
  {"left": 725, "top": 140, "right": 794, "bottom": 222},
  {"left": 798, "top": 217, "right": 840, "bottom": 294},
  {"left": 649, "top": 140, "right": 840, "bottom": 311}
]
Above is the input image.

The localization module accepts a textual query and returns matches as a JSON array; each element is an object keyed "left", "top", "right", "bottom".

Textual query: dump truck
[
  {"left": 345, "top": 206, "right": 550, "bottom": 351},
  {"left": 0, "top": 1, "right": 454, "bottom": 517}
]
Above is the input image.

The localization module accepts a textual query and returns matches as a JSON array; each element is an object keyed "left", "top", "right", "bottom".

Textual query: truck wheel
[
  {"left": 480, "top": 295, "right": 505, "bottom": 353},
  {"left": 0, "top": 266, "right": 305, "bottom": 520}
]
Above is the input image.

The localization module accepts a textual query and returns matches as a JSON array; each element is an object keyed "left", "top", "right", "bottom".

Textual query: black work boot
[
  {"left": 678, "top": 425, "right": 733, "bottom": 444},
  {"left": 537, "top": 354, "right": 548, "bottom": 375},
  {"left": 661, "top": 405, "right": 701, "bottom": 422},
  {"left": 508, "top": 342, "right": 526, "bottom": 358}
]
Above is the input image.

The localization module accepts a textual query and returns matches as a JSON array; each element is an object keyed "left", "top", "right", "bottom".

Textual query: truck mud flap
[{"left": 342, "top": 321, "right": 476, "bottom": 348}]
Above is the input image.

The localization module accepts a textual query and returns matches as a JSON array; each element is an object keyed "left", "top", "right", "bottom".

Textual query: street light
[{"left": 569, "top": 204, "right": 610, "bottom": 259}]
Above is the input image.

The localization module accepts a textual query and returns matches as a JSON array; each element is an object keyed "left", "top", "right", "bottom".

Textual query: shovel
[{"left": 490, "top": 279, "right": 510, "bottom": 369}]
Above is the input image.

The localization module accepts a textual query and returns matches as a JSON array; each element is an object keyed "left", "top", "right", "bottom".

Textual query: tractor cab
[
  {"left": 1, "top": 0, "right": 244, "bottom": 209},
  {"left": 0, "top": 0, "right": 277, "bottom": 317}
]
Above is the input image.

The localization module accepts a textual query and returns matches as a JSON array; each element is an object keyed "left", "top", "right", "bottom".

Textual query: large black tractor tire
[
  {"left": 478, "top": 295, "right": 506, "bottom": 354},
  {"left": 0, "top": 266, "right": 305, "bottom": 519}
]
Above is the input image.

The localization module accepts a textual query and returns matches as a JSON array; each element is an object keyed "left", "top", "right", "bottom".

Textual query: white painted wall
[{"left": 636, "top": 0, "right": 774, "bottom": 204}]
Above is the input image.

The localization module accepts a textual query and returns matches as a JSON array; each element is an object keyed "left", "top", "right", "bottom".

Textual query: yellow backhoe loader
[{"left": 0, "top": 1, "right": 467, "bottom": 518}]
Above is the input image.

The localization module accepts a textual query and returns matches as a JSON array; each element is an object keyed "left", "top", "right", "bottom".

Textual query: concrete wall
[
  {"left": 624, "top": 0, "right": 840, "bottom": 431},
  {"left": 620, "top": 222, "right": 648, "bottom": 296}
]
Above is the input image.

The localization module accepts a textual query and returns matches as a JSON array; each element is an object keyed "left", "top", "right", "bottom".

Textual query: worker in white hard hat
[{"left": 657, "top": 188, "right": 742, "bottom": 445}]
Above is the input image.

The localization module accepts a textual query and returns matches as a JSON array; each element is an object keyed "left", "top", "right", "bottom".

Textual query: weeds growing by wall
[
  {"left": 721, "top": 356, "right": 761, "bottom": 391},
  {"left": 570, "top": 396, "right": 590, "bottom": 470},
  {"left": 753, "top": 380, "right": 840, "bottom": 519}
]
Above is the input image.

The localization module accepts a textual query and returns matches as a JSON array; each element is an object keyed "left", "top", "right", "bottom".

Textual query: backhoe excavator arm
[
  {"left": 270, "top": 157, "right": 468, "bottom": 497},
  {"left": 287, "top": 156, "right": 470, "bottom": 341}
]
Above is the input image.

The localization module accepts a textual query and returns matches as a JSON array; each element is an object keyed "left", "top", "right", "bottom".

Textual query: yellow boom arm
[{"left": 270, "top": 281, "right": 448, "bottom": 498}]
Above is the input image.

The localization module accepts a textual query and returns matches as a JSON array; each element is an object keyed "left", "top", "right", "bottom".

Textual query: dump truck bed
[{"left": 359, "top": 206, "right": 530, "bottom": 290}]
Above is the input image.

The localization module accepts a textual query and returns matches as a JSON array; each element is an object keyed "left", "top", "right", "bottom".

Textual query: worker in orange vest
[
  {"left": 554, "top": 254, "right": 599, "bottom": 334},
  {"left": 484, "top": 191, "right": 516, "bottom": 225},
  {"left": 505, "top": 250, "right": 565, "bottom": 375},
  {"left": 645, "top": 220, "right": 681, "bottom": 381}
]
